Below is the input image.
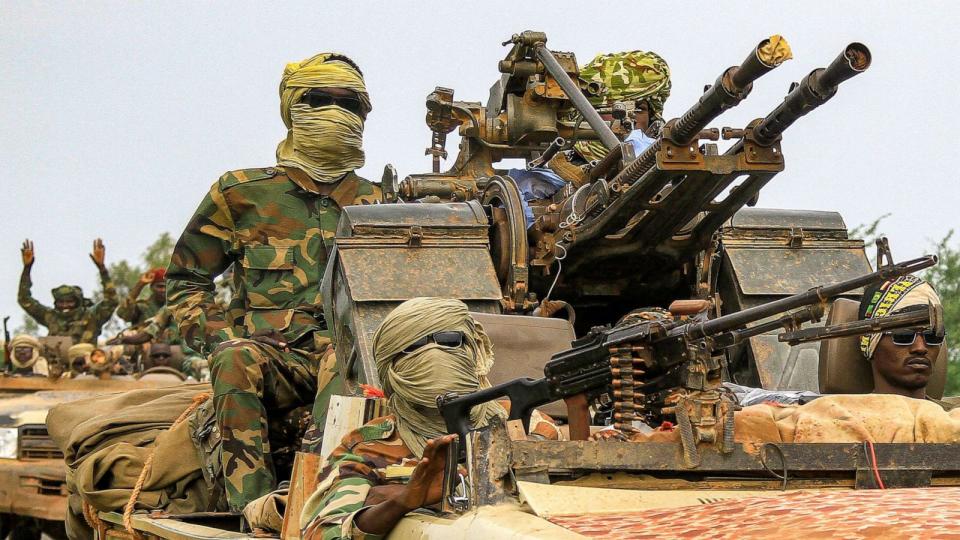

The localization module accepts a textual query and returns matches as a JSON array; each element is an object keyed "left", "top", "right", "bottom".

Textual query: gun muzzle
[
  {"left": 753, "top": 42, "right": 871, "bottom": 146},
  {"left": 671, "top": 35, "right": 791, "bottom": 145},
  {"left": 610, "top": 37, "right": 790, "bottom": 188},
  {"left": 730, "top": 35, "right": 793, "bottom": 95}
]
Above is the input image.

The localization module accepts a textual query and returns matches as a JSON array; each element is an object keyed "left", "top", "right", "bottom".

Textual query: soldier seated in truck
[
  {"left": 300, "top": 297, "right": 560, "bottom": 539},
  {"left": 858, "top": 275, "right": 953, "bottom": 410}
]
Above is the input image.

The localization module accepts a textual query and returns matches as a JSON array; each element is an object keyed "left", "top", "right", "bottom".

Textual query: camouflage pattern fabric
[
  {"left": 116, "top": 290, "right": 163, "bottom": 327},
  {"left": 167, "top": 164, "right": 378, "bottom": 510},
  {"left": 166, "top": 165, "right": 380, "bottom": 355},
  {"left": 143, "top": 306, "right": 205, "bottom": 377},
  {"left": 579, "top": 50, "right": 671, "bottom": 119},
  {"left": 210, "top": 338, "right": 322, "bottom": 511},
  {"left": 17, "top": 268, "right": 118, "bottom": 344},
  {"left": 301, "top": 408, "right": 561, "bottom": 539}
]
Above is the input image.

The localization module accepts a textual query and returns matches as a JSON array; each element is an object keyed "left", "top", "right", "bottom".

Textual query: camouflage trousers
[{"left": 210, "top": 338, "right": 335, "bottom": 512}]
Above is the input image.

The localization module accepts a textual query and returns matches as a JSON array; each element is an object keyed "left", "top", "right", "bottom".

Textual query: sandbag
[
  {"left": 734, "top": 393, "right": 960, "bottom": 444},
  {"left": 621, "top": 394, "right": 960, "bottom": 445}
]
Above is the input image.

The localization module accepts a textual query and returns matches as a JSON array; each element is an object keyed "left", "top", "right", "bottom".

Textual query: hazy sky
[{"left": 2, "top": 1, "right": 958, "bottom": 332}]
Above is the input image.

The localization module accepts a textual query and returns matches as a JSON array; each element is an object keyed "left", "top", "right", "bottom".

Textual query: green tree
[
  {"left": 95, "top": 233, "right": 175, "bottom": 336},
  {"left": 925, "top": 231, "right": 959, "bottom": 396}
]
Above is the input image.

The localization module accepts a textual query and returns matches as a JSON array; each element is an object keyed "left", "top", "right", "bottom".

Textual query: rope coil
[{"left": 119, "top": 392, "right": 212, "bottom": 538}]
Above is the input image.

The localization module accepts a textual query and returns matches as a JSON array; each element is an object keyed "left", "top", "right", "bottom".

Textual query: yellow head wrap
[
  {"left": 276, "top": 53, "right": 370, "bottom": 183},
  {"left": 373, "top": 297, "right": 506, "bottom": 457}
]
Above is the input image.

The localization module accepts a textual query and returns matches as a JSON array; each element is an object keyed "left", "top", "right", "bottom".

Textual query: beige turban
[
  {"left": 10, "top": 335, "right": 41, "bottom": 369},
  {"left": 275, "top": 53, "right": 370, "bottom": 183},
  {"left": 372, "top": 297, "right": 506, "bottom": 457},
  {"left": 859, "top": 275, "right": 942, "bottom": 359}
]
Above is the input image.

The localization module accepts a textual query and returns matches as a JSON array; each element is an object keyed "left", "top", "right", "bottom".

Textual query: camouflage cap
[
  {"left": 51, "top": 284, "right": 83, "bottom": 302},
  {"left": 579, "top": 50, "right": 672, "bottom": 119}
]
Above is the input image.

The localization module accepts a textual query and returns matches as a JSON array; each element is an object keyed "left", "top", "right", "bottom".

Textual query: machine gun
[{"left": 438, "top": 255, "right": 936, "bottom": 466}]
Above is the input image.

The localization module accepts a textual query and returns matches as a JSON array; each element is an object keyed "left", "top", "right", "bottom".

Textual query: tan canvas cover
[{"left": 47, "top": 384, "right": 222, "bottom": 540}]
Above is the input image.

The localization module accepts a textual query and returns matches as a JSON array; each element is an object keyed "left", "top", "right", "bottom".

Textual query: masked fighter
[{"left": 165, "top": 53, "right": 381, "bottom": 511}]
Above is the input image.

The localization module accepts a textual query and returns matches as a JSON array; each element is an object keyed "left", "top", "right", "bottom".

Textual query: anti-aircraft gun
[{"left": 382, "top": 31, "right": 879, "bottom": 394}]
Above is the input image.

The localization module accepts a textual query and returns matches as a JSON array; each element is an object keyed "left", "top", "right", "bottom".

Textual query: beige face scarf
[
  {"left": 9, "top": 335, "right": 40, "bottom": 369},
  {"left": 275, "top": 53, "right": 370, "bottom": 183},
  {"left": 373, "top": 297, "right": 507, "bottom": 457}
]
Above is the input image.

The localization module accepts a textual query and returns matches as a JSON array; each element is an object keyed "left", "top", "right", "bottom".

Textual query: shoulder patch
[{"left": 218, "top": 167, "right": 279, "bottom": 191}]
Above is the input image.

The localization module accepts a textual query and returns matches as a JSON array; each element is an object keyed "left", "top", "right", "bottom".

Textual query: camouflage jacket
[
  {"left": 17, "top": 267, "right": 118, "bottom": 344},
  {"left": 301, "top": 409, "right": 561, "bottom": 539},
  {"left": 116, "top": 290, "right": 163, "bottom": 326},
  {"left": 167, "top": 166, "right": 381, "bottom": 354}
]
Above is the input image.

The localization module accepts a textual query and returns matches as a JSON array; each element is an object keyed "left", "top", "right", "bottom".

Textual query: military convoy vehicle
[
  {"left": 71, "top": 31, "right": 960, "bottom": 539},
  {"left": 0, "top": 337, "right": 183, "bottom": 540}
]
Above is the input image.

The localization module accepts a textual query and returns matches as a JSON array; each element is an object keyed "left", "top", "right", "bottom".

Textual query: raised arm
[
  {"left": 17, "top": 239, "right": 53, "bottom": 324},
  {"left": 89, "top": 239, "right": 119, "bottom": 325},
  {"left": 166, "top": 184, "right": 237, "bottom": 354},
  {"left": 116, "top": 271, "right": 153, "bottom": 322}
]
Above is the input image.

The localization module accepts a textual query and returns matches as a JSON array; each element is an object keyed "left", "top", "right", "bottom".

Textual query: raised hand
[
  {"left": 396, "top": 434, "right": 457, "bottom": 511},
  {"left": 90, "top": 238, "right": 106, "bottom": 269},
  {"left": 21, "top": 239, "right": 34, "bottom": 267},
  {"left": 139, "top": 270, "right": 156, "bottom": 285}
]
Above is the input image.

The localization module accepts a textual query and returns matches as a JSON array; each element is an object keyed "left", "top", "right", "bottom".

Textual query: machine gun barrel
[
  {"left": 535, "top": 45, "right": 620, "bottom": 150},
  {"left": 752, "top": 43, "right": 871, "bottom": 146},
  {"left": 610, "top": 36, "right": 790, "bottom": 187},
  {"left": 681, "top": 255, "right": 935, "bottom": 340},
  {"left": 779, "top": 303, "right": 941, "bottom": 345}
]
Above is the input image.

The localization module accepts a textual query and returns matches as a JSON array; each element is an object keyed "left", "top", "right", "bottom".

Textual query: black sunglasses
[
  {"left": 402, "top": 331, "right": 465, "bottom": 354},
  {"left": 301, "top": 91, "right": 366, "bottom": 117},
  {"left": 884, "top": 330, "right": 946, "bottom": 347}
]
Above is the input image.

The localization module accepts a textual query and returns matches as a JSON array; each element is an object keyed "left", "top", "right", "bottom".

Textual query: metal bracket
[
  {"left": 788, "top": 227, "right": 804, "bottom": 248},
  {"left": 876, "top": 236, "right": 893, "bottom": 268},
  {"left": 406, "top": 225, "right": 423, "bottom": 247}
]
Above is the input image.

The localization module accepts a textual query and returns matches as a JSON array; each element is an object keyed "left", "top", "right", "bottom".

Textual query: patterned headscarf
[
  {"left": 579, "top": 50, "right": 671, "bottom": 120},
  {"left": 858, "top": 275, "right": 942, "bottom": 359},
  {"left": 575, "top": 50, "right": 671, "bottom": 162}
]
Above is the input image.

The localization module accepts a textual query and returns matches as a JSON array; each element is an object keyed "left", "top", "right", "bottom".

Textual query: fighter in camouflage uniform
[
  {"left": 116, "top": 268, "right": 167, "bottom": 326},
  {"left": 300, "top": 298, "right": 562, "bottom": 539},
  {"left": 17, "top": 238, "right": 118, "bottom": 345},
  {"left": 166, "top": 52, "right": 381, "bottom": 512}
]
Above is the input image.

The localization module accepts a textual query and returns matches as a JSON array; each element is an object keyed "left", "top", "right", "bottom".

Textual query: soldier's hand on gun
[
  {"left": 21, "top": 239, "right": 34, "bottom": 267},
  {"left": 395, "top": 434, "right": 457, "bottom": 511},
  {"left": 89, "top": 238, "right": 106, "bottom": 269}
]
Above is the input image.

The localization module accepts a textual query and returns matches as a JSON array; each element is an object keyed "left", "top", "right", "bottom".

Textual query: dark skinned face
[
  {"left": 13, "top": 347, "right": 33, "bottom": 362},
  {"left": 151, "top": 281, "right": 166, "bottom": 301},
  {"left": 872, "top": 333, "right": 941, "bottom": 393},
  {"left": 55, "top": 297, "right": 78, "bottom": 312}
]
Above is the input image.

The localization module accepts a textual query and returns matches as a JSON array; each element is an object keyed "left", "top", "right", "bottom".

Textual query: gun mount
[{"left": 398, "top": 32, "right": 873, "bottom": 341}]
